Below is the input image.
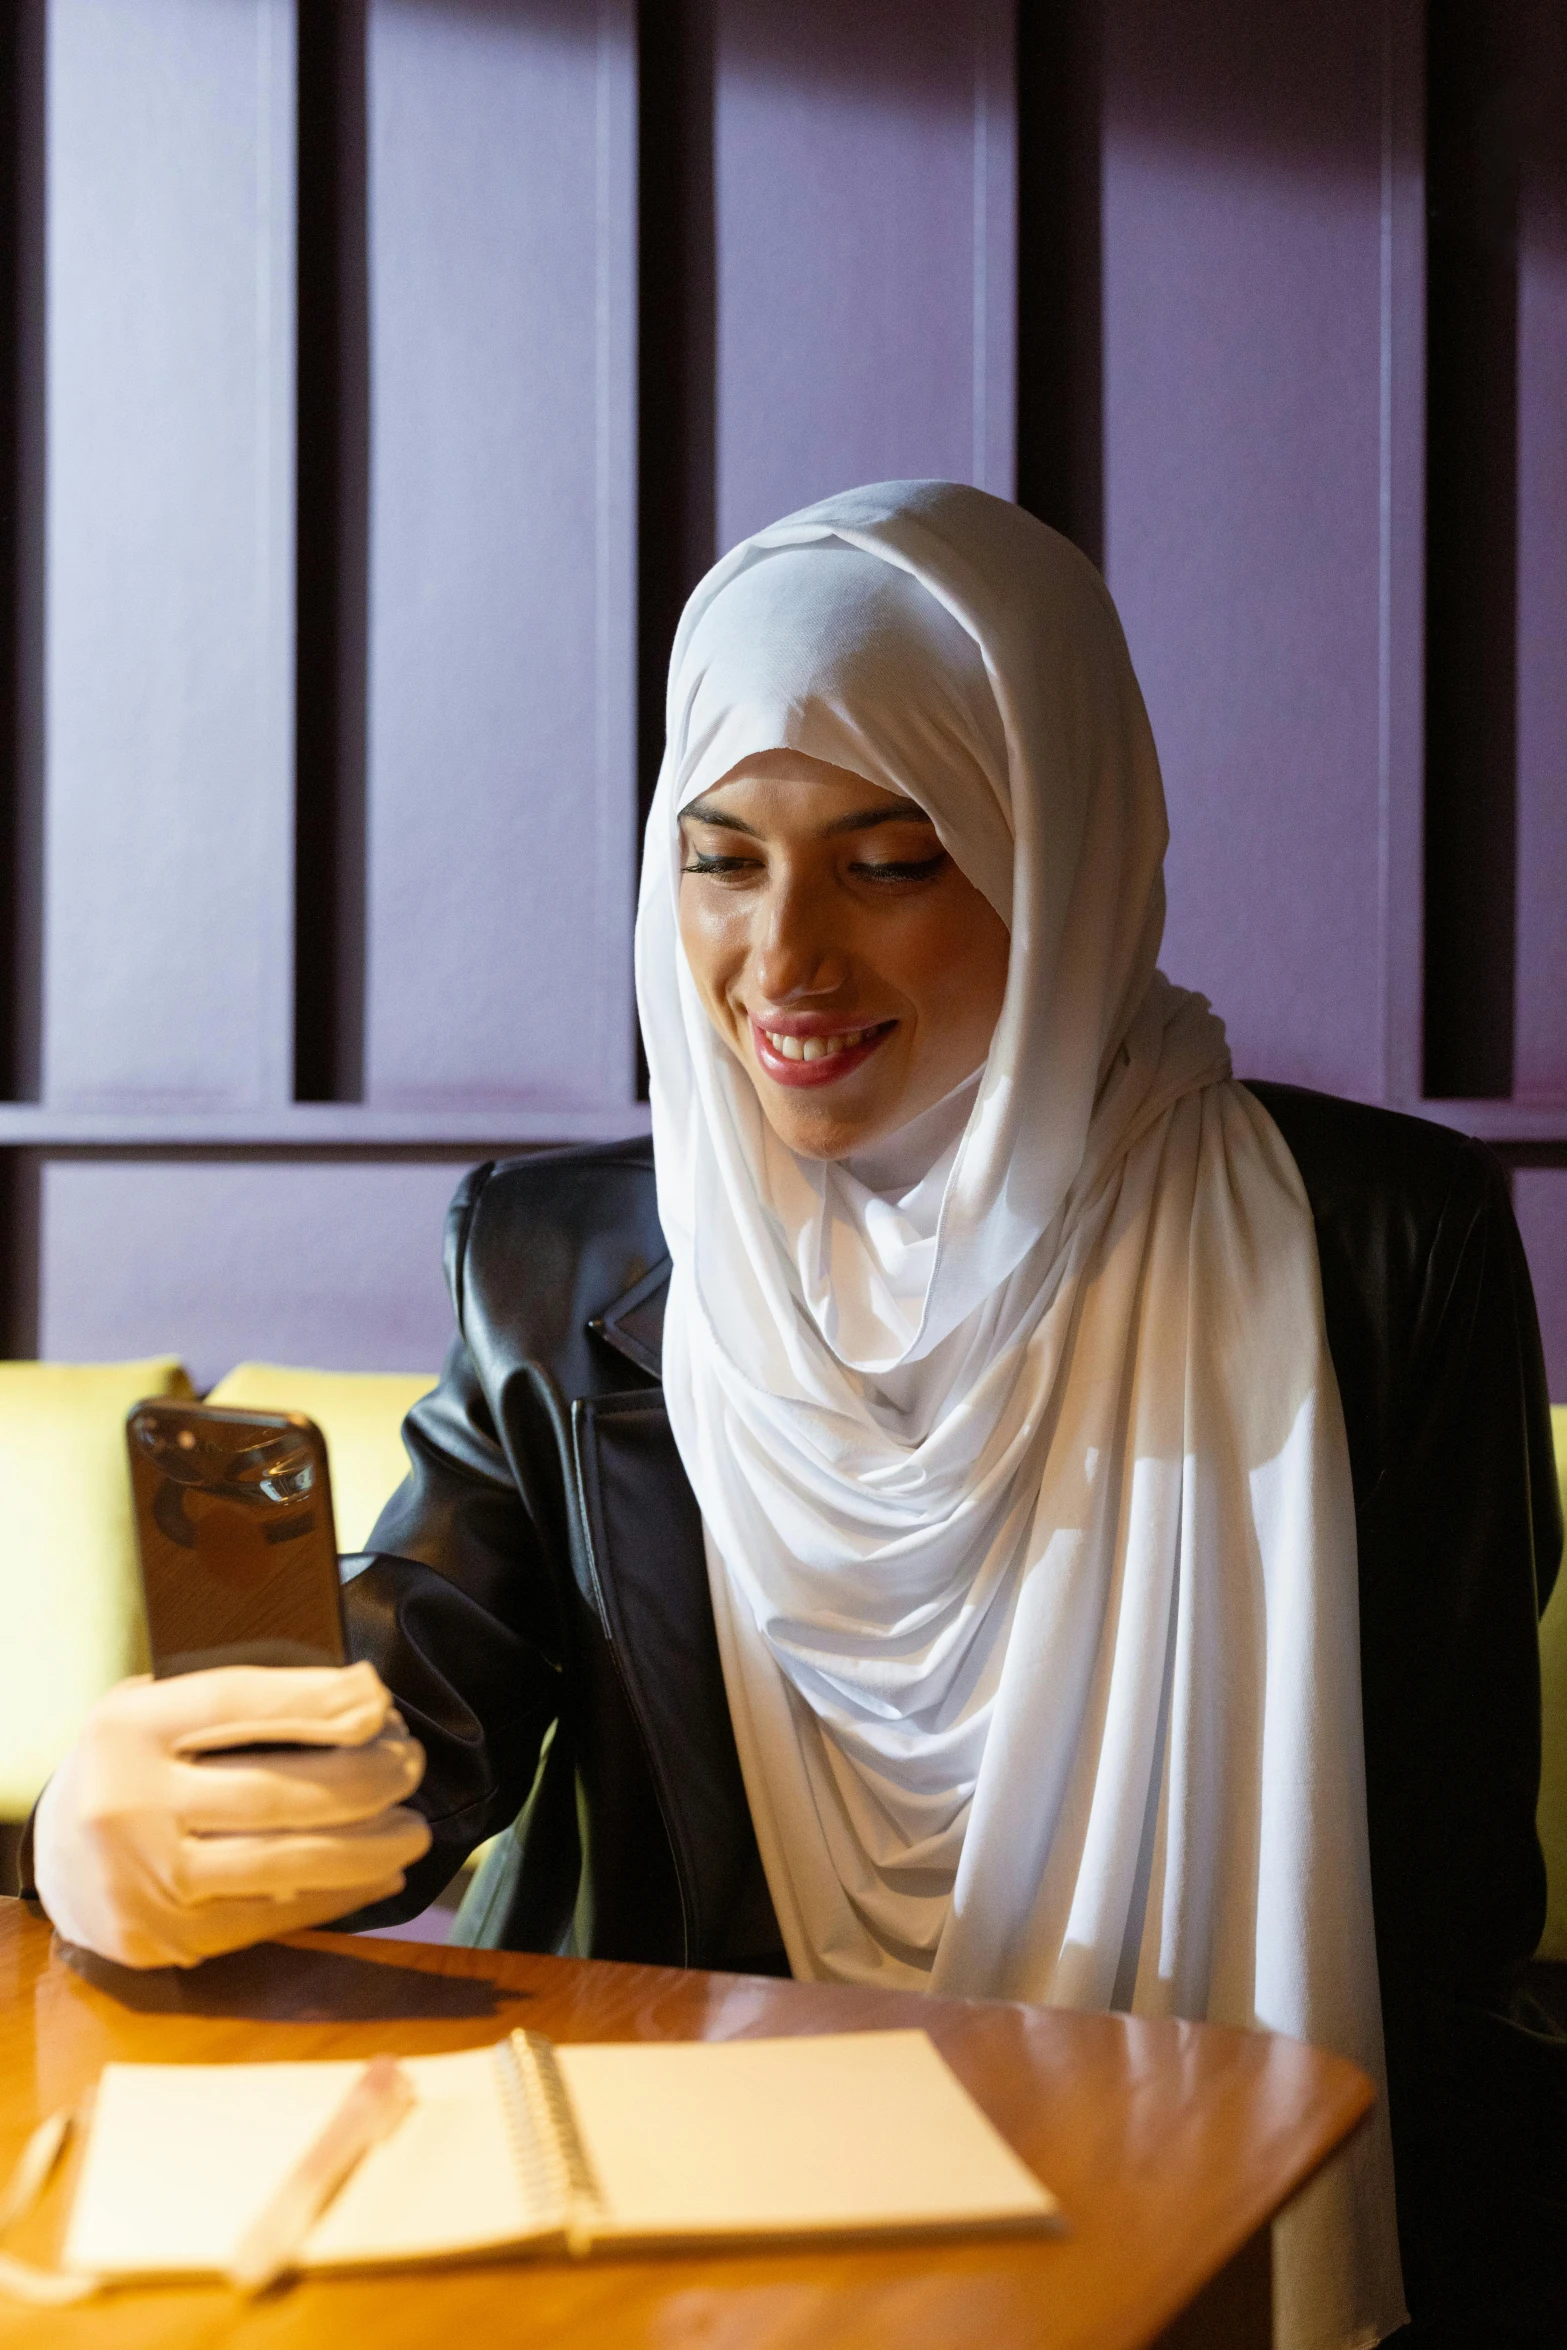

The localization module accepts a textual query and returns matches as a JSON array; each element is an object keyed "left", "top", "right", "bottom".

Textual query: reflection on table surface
[{"left": 0, "top": 1897, "right": 1369, "bottom": 2350}]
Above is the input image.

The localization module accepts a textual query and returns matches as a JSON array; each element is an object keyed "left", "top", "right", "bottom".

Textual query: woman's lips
[{"left": 748, "top": 1016, "right": 894, "bottom": 1089}]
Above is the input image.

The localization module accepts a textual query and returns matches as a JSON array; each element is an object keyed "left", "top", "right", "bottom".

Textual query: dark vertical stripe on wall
[
  {"left": 0, "top": 1147, "right": 38, "bottom": 1357},
  {"left": 1015, "top": 0, "right": 1103, "bottom": 568},
  {"left": 637, "top": 0, "right": 715, "bottom": 846},
  {"left": 1423, "top": 0, "right": 1522, "bottom": 1099},
  {"left": 0, "top": 4, "right": 42, "bottom": 1103},
  {"left": 295, "top": 0, "right": 368, "bottom": 1103},
  {"left": 636, "top": 0, "right": 716, "bottom": 1094},
  {"left": 332, "top": 2, "right": 369, "bottom": 1105}
]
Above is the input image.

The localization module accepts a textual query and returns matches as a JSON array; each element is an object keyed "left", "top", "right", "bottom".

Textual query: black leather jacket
[
  {"left": 347, "top": 1081, "right": 1559, "bottom": 1971},
  {"left": 340, "top": 1079, "right": 1563, "bottom": 2335}
]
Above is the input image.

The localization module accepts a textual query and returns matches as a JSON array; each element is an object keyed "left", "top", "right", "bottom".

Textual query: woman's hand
[{"left": 31, "top": 1662, "right": 431, "bottom": 1969}]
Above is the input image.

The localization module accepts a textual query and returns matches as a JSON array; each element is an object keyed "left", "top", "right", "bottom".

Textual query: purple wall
[
  {"left": 1100, "top": 0, "right": 1414, "bottom": 1103},
  {"left": 42, "top": 0, "right": 295, "bottom": 1112},
  {"left": 363, "top": 0, "right": 638, "bottom": 1114},
  {"left": 0, "top": 0, "right": 1563, "bottom": 1390},
  {"left": 1514, "top": 100, "right": 1567, "bottom": 1105},
  {"left": 35, "top": 1159, "right": 463, "bottom": 1392},
  {"left": 1516, "top": 1172, "right": 1567, "bottom": 1402},
  {"left": 713, "top": 0, "right": 1015, "bottom": 544}
]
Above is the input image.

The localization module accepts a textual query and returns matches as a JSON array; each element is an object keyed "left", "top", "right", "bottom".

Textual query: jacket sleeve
[
  {"left": 334, "top": 1333, "right": 568, "bottom": 1929},
  {"left": 1348, "top": 1138, "right": 1567, "bottom": 2325},
  {"left": 14, "top": 1322, "right": 566, "bottom": 1928},
  {"left": 1352, "top": 1137, "right": 1559, "bottom": 2011}
]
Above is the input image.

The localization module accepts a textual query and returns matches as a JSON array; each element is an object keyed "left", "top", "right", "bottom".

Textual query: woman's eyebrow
[
  {"left": 681, "top": 801, "right": 759, "bottom": 835},
  {"left": 821, "top": 802, "right": 933, "bottom": 836},
  {"left": 680, "top": 796, "right": 934, "bottom": 837}
]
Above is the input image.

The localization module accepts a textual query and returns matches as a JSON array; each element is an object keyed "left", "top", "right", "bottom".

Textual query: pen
[{"left": 227, "top": 2054, "right": 415, "bottom": 2295}]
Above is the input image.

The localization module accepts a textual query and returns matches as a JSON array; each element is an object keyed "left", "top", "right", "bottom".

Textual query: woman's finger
[
  {"left": 173, "top": 1734, "right": 426, "bottom": 1832},
  {"left": 170, "top": 1876, "right": 413, "bottom": 1964},
  {"left": 92, "top": 1660, "right": 395, "bottom": 1753},
  {"left": 175, "top": 1809, "right": 432, "bottom": 1904},
  {"left": 164, "top": 1660, "right": 395, "bottom": 1754}
]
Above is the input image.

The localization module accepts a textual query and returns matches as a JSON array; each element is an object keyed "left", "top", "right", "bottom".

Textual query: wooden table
[{"left": 0, "top": 1897, "right": 1370, "bottom": 2350}]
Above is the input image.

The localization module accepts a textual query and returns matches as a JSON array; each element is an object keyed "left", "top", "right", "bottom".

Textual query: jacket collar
[{"left": 589, "top": 1256, "right": 669, "bottom": 1379}]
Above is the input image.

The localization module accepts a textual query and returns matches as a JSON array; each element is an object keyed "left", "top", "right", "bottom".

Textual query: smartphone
[{"left": 126, "top": 1399, "right": 347, "bottom": 1677}]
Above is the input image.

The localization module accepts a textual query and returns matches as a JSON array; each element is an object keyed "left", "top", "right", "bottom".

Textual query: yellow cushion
[
  {"left": 204, "top": 1363, "right": 437, "bottom": 1555},
  {"left": 0, "top": 1356, "right": 192, "bottom": 1817},
  {"left": 1536, "top": 1406, "right": 1567, "bottom": 1961}
]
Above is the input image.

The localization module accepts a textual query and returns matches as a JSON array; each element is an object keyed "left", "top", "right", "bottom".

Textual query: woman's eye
[
  {"left": 682, "top": 851, "right": 760, "bottom": 877},
  {"left": 850, "top": 852, "right": 949, "bottom": 884}
]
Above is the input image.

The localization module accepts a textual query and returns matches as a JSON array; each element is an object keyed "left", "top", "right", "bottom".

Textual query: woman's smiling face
[{"left": 676, "top": 749, "right": 1010, "bottom": 1161}]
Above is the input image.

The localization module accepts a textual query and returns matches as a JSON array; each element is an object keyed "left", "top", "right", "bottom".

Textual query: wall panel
[
  {"left": 1513, "top": 55, "right": 1567, "bottom": 1107},
  {"left": 1100, "top": 0, "right": 1409, "bottom": 1102},
  {"left": 362, "top": 0, "right": 636, "bottom": 1115},
  {"left": 35, "top": 1157, "right": 467, "bottom": 1390},
  {"left": 1515, "top": 1170, "right": 1567, "bottom": 1402},
  {"left": 2, "top": 0, "right": 1562, "bottom": 1391},
  {"left": 712, "top": 0, "right": 1015, "bottom": 552},
  {"left": 42, "top": 0, "right": 295, "bottom": 1110}
]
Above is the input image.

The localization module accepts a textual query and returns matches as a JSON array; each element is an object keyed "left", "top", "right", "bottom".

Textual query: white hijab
[{"left": 635, "top": 481, "right": 1406, "bottom": 2350}]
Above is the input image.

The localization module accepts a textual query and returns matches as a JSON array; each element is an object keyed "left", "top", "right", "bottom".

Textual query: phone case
[{"left": 126, "top": 1401, "right": 348, "bottom": 1676}]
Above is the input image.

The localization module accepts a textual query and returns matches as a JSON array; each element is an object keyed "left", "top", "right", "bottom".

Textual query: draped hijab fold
[{"left": 634, "top": 482, "right": 1406, "bottom": 2350}]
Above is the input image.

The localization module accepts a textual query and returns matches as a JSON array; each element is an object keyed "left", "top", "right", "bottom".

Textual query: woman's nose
[{"left": 751, "top": 876, "right": 845, "bottom": 1001}]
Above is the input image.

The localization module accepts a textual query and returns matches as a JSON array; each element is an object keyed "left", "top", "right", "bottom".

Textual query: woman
[{"left": 32, "top": 484, "right": 1560, "bottom": 2345}]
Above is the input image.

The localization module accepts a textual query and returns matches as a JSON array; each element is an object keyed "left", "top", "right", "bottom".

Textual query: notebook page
[
  {"left": 300, "top": 2048, "right": 547, "bottom": 2267},
  {"left": 64, "top": 2049, "right": 546, "bottom": 2279},
  {"left": 66, "top": 2060, "right": 367, "bottom": 2277},
  {"left": 555, "top": 2029, "right": 1058, "bottom": 2241}
]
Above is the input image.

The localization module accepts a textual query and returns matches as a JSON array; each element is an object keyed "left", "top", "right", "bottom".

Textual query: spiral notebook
[{"left": 63, "top": 2028, "right": 1058, "bottom": 2279}]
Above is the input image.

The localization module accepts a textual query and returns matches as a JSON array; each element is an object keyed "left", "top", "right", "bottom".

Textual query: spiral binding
[{"left": 491, "top": 2033, "right": 606, "bottom": 2255}]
